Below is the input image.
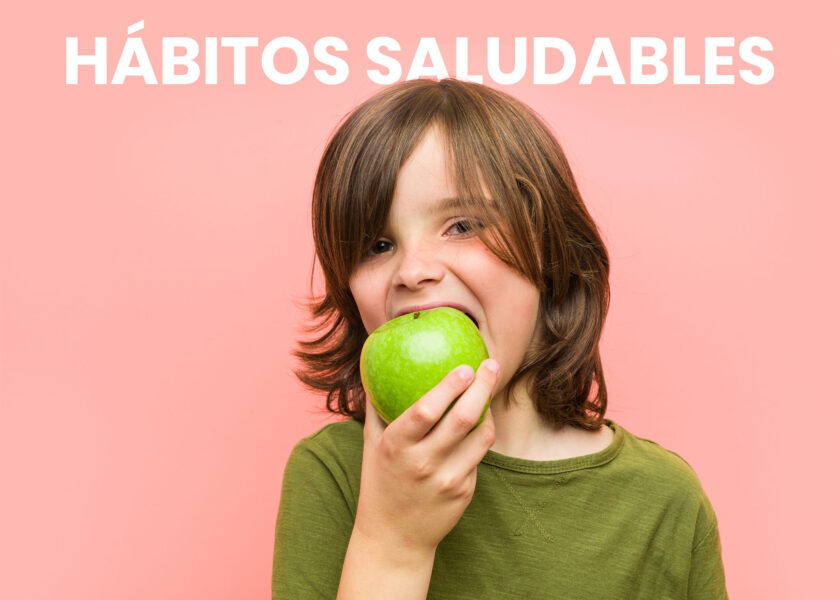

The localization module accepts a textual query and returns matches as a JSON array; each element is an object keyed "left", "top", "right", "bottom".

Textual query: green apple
[{"left": 360, "top": 306, "right": 491, "bottom": 428}]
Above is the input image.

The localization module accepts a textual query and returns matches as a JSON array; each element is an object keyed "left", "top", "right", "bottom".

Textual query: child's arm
[
  {"left": 336, "top": 360, "right": 499, "bottom": 600},
  {"left": 272, "top": 436, "right": 358, "bottom": 599},
  {"left": 337, "top": 526, "right": 435, "bottom": 600},
  {"left": 687, "top": 516, "right": 729, "bottom": 599}
]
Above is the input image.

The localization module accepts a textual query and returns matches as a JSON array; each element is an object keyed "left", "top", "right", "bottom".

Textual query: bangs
[{"left": 435, "top": 111, "right": 542, "bottom": 286}]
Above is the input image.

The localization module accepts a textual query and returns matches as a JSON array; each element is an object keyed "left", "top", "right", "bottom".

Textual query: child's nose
[{"left": 392, "top": 246, "right": 446, "bottom": 290}]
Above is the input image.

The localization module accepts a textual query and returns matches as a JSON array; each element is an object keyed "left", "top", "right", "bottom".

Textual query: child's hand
[{"left": 353, "top": 359, "right": 499, "bottom": 556}]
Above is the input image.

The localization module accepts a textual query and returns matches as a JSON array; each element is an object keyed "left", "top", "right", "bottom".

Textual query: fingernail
[
  {"left": 485, "top": 359, "right": 500, "bottom": 374},
  {"left": 456, "top": 365, "right": 474, "bottom": 381}
]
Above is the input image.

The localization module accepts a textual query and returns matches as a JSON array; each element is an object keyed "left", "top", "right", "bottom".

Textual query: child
[{"left": 272, "top": 78, "right": 728, "bottom": 599}]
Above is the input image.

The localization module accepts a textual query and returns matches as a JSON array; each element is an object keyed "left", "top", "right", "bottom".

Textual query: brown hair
[{"left": 294, "top": 78, "right": 610, "bottom": 431}]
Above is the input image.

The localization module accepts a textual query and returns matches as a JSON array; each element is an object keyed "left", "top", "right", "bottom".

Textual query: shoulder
[
  {"left": 609, "top": 421, "right": 719, "bottom": 530},
  {"left": 285, "top": 417, "right": 364, "bottom": 475},
  {"left": 612, "top": 421, "right": 706, "bottom": 484},
  {"left": 279, "top": 418, "right": 365, "bottom": 514},
  {"left": 297, "top": 416, "right": 364, "bottom": 449}
]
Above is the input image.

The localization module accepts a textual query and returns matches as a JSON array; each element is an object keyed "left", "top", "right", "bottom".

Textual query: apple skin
[{"left": 360, "top": 306, "right": 491, "bottom": 428}]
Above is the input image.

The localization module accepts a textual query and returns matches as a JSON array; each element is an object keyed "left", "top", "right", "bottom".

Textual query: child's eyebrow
[
  {"left": 433, "top": 197, "right": 464, "bottom": 212},
  {"left": 431, "top": 197, "right": 495, "bottom": 214}
]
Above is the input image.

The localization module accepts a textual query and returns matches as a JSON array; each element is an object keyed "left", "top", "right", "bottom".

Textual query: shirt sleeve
[
  {"left": 271, "top": 438, "right": 356, "bottom": 600},
  {"left": 687, "top": 519, "right": 729, "bottom": 600}
]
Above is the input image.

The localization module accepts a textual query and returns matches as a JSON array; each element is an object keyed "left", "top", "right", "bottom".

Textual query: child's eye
[
  {"left": 447, "top": 219, "right": 483, "bottom": 236},
  {"left": 365, "top": 240, "right": 393, "bottom": 257}
]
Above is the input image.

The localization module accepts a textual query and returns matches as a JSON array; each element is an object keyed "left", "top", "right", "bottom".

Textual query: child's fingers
[
  {"left": 391, "top": 364, "right": 477, "bottom": 444},
  {"left": 447, "top": 405, "right": 496, "bottom": 477},
  {"left": 424, "top": 359, "right": 499, "bottom": 453}
]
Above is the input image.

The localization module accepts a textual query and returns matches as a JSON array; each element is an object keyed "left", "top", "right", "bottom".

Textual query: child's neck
[{"left": 488, "top": 384, "right": 614, "bottom": 462}]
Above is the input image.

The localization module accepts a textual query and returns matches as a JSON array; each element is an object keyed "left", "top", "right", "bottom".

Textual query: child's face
[{"left": 349, "top": 125, "right": 541, "bottom": 395}]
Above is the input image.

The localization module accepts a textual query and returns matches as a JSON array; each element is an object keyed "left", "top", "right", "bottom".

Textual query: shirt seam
[
  {"left": 692, "top": 522, "right": 717, "bottom": 551},
  {"left": 291, "top": 434, "right": 357, "bottom": 519},
  {"left": 479, "top": 420, "right": 625, "bottom": 474}
]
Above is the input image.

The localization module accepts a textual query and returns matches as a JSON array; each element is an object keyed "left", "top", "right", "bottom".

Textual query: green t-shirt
[{"left": 272, "top": 418, "right": 728, "bottom": 599}]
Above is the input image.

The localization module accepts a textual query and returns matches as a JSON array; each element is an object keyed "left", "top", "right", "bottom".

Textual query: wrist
[
  {"left": 338, "top": 527, "right": 436, "bottom": 600},
  {"left": 349, "top": 525, "right": 437, "bottom": 569}
]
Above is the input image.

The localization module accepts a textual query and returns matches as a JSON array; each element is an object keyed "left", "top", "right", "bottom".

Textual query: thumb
[{"left": 363, "top": 393, "right": 386, "bottom": 444}]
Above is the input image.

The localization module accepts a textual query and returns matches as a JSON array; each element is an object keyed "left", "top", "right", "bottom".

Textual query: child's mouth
[{"left": 395, "top": 303, "right": 480, "bottom": 330}]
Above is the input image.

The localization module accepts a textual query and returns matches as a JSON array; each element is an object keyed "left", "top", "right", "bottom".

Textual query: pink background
[{"left": 2, "top": 1, "right": 838, "bottom": 598}]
